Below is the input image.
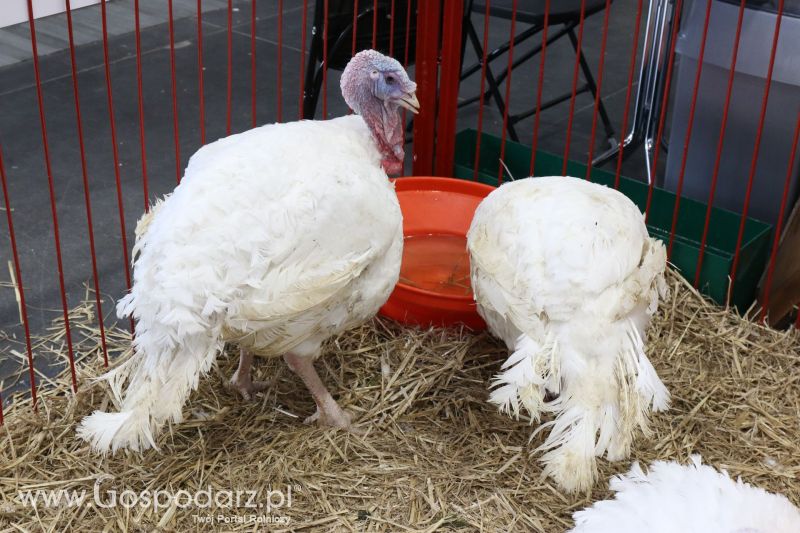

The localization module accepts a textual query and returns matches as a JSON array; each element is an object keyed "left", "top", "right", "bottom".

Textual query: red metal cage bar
[
  {"left": 584, "top": 0, "right": 612, "bottom": 180},
  {"left": 497, "top": 0, "right": 519, "bottom": 184},
  {"left": 694, "top": 0, "right": 747, "bottom": 287},
  {"left": 667, "top": 0, "right": 714, "bottom": 260},
  {"left": 372, "top": 0, "right": 378, "bottom": 48},
  {"left": 299, "top": 0, "right": 309, "bottom": 119},
  {"left": 168, "top": 0, "right": 182, "bottom": 184},
  {"left": 389, "top": 0, "right": 396, "bottom": 55},
  {"left": 26, "top": 0, "right": 78, "bottom": 392},
  {"left": 226, "top": 0, "right": 233, "bottom": 134},
  {"left": 0, "top": 145, "right": 37, "bottom": 411},
  {"left": 730, "top": 0, "right": 786, "bottom": 293},
  {"left": 613, "top": 0, "right": 645, "bottom": 189},
  {"left": 134, "top": 0, "right": 150, "bottom": 212},
  {"left": 561, "top": 0, "right": 586, "bottom": 176},
  {"left": 760, "top": 109, "right": 800, "bottom": 322},
  {"left": 101, "top": 0, "right": 133, "bottom": 298},
  {"left": 65, "top": 0, "right": 109, "bottom": 366},
  {"left": 197, "top": 0, "right": 207, "bottom": 143},
  {"left": 322, "top": 0, "right": 329, "bottom": 119},
  {"left": 277, "top": 0, "right": 284, "bottom": 123},
  {"left": 251, "top": 0, "right": 258, "bottom": 127},
  {"left": 474, "top": 0, "right": 493, "bottom": 181},
  {"left": 528, "top": 0, "right": 551, "bottom": 176}
]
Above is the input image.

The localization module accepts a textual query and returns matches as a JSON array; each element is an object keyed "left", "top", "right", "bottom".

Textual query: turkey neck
[{"left": 360, "top": 99, "right": 405, "bottom": 175}]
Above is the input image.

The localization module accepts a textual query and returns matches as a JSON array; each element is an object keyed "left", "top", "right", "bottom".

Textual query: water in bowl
[{"left": 399, "top": 234, "right": 472, "bottom": 297}]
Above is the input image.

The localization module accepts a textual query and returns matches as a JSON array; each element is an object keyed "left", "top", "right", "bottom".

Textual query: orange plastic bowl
[{"left": 379, "top": 177, "right": 495, "bottom": 330}]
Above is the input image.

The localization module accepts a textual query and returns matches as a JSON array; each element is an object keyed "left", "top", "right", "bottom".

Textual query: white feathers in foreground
[
  {"left": 467, "top": 176, "right": 669, "bottom": 493},
  {"left": 78, "top": 115, "right": 402, "bottom": 452},
  {"left": 570, "top": 456, "right": 800, "bottom": 533}
]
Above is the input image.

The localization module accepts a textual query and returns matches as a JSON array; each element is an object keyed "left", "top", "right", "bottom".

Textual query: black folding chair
[
  {"left": 461, "top": 0, "right": 617, "bottom": 147},
  {"left": 302, "top": 0, "right": 417, "bottom": 119}
]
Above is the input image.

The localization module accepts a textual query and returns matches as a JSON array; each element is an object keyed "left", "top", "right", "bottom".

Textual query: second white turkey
[{"left": 467, "top": 176, "right": 669, "bottom": 492}]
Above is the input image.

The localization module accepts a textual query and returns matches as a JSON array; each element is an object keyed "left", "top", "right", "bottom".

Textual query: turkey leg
[
  {"left": 229, "top": 347, "right": 269, "bottom": 400},
  {"left": 283, "top": 353, "right": 354, "bottom": 430}
]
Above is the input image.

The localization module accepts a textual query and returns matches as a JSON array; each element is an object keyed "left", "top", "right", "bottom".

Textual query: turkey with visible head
[
  {"left": 466, "top": 176, "right": 669, "bottom": 493},
  {"left": 570, "top": 456, "right": 800, "bottom": 533},
  {"left": 77, "top": 50, "right": 417, "bottom": 453}
]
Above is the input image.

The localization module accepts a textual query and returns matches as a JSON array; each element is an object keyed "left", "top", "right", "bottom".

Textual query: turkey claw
[
  {"left": 305, "top": 407, "right": 364, "bottom": 435},
  {"left": 228, "top": 372, "right": 269, "bottom": 401}
]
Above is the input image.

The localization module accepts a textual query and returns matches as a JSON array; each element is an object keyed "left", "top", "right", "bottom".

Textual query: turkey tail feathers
[
  {"left": 488, "top": 334, "right": 559, "bottom": 422},
  {"left": 491, "top": 320, "right": 668, "bottom": 493},
  {"left": 77, "top": 292, "right": 224, "bottom": 454}
]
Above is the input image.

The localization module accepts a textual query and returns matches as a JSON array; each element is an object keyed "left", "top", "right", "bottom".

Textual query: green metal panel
[{"left": 451, "top": 129, "right": 773, "bottom": 310}]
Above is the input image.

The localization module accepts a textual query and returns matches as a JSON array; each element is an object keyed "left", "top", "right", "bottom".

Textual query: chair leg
[
  {"left": 462, "top": 17, "right": 519, "bottom": 142},
  {"left": 567, "top": 27, "right": 616, "bottom": 146}
]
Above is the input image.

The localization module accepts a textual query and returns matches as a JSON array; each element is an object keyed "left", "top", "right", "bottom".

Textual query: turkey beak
[{"left": 397, "top": 92, "right": 420, "bottom": 114}]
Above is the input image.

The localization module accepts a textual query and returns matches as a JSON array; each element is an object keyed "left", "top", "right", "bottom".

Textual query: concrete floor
[{"left": 0, "top": 0, "right": 652, "bottom": 396}]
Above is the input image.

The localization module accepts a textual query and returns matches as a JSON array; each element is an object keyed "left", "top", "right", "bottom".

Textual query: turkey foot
[
  {"left": 283, "top": 353, "right": 361, "bottom": 433},
  {"left": 228, "top": 348, "right": 269, "bottom": 401}
]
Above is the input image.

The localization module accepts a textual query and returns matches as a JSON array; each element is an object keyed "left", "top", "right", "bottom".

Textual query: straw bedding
[{"left": 0, "top": 270, "right": 798, "bottom": 532}]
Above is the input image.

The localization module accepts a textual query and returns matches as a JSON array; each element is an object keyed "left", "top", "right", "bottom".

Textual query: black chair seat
[
  {"left": 461, "top": 0, "right": 617, "bottom": 146},
  {"left": 472, "top": 0, "right": 609, "bottom": 26}
]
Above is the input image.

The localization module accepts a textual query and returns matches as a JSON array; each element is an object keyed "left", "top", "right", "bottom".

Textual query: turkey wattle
[
  {"left": 78, "top": 50, "right": 417, "bottom": 453},
  {"left": 467, "top": 176, "right": 669, "bottom": 493}
]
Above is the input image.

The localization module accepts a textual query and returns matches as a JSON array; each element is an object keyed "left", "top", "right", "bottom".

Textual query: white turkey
[
  {"left": 466, "top": 176, "right": 669, "bottom": 492},
  {"left": 77, "top": 50, "right": 418, "bottom": 453},
  {"left": 570, "top": 456, "right": 800, "bottom": 532}
]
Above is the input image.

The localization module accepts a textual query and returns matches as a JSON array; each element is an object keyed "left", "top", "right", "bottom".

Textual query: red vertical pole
[
  {"left": 497, "top": 0, "right": 519, "bottom": 184},
  {"left": 134, "top": 0, "right": 150, "bottom": 212},
  {"left": 322, "top": 0, "right": 329, "bottom": 119},
  {"left": 26, "top": 0, "right": 77, "bottom": 392},
  {"left": 0, "top": 146, "right": 37, "bottom": 409},
  {"left": 562, "top": 0, "right": 586, "bottom": 176},
  {"left": 645, "top": 0, "right": 685, "bottom": 222},
  {"left": 667, "top": 0, "right": 714, "bottom": 259},
  {"left": 760, "top": 109, "right": 800, "bottom": 322},
  {"left": 251, "top": 0, "right": 257, "bottom": 127},
  {"left": 584, "top": 0, "right": 612, "bottom": 180},
  {"left": 434, "top": 0, "right": 464, "bottom": 177},
  {"left": 403, "top": 0, "right": 411, "bottom": 67},
  {"left": 226, "top": 0, "right": 233, "bottom": 135},
  {"left": 730, "top": 0, "right": 785, "bottom": 292},
  {"left": 277, "top": 0, "right": 283, "bottom": 123},
  {"left": 372, "top": 0, "right": 378, "bottom": 49},
  {"left": 168, "top": 0, "right": 182, "bottom": 184},
  {"left": 389, "top": 0, "right": 396, "bottom": 55},
  {"left": 613, "top": 0, "right": 644, "bottom": 189},
  {"left": 352, "top": 0, "right": 360, "bottom": 56},
  {"left": 65, "top": 0, "right": 109, "bottom": 366},
  {"left": 694, "top": 0, "right": 746, "bottom": 286},
  {"left": 197, "top": 0, "right": 207, "bottom": 144},
  {"left": 101, "top": 0, "right": 132, "bottom": 297},
  {"left": 528, "top": 0, "right": 550, "bottom": 176},
  {"left": 474, "top": 0, "right": 493, "bottom": 181},
  {"left": 347, "top": 0, "right": 359, "bottom": 117},
  {"left": 401, "top": 0, "right": 411, "bottom": 129},
  {"left": 412, "top": 0, "right": 442, "bottom": 176},
  {"left": 299, "top": 0, "right": 308, "bottom": 119}
]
